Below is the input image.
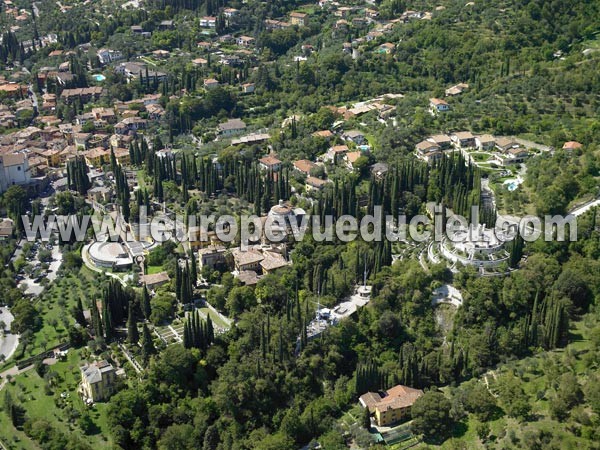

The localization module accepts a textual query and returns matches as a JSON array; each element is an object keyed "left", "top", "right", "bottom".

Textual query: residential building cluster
[{"left": 415, "top": 132, "right": 535, "bottom": 166}]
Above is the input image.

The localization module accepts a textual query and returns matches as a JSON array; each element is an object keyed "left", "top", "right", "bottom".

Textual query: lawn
[
  {"left": 139, "top": 56, "right": 158, "bottom": 66},
  {"left": 0, "top": 347, "right": 113, "bottom": 449},
  {"left": 198, "top": 306, "right": 230, "bottom": 330},
  {"left": 146, "top": 265, "right": 164, "bottom": 274},
  {"left": 21, "top": 267, "right": 108, "bottom": 360},
  {"left": 365, "top": 133, "right": 379, "bottom": 150},
  {"left": 0, "top": 411, "right": 38, "bottom": 450},
  {"left": 297, "top": 5, "right": 316, "bottom": 14},
  {"left": 490, "top": 179, "right": 537, "bottom": 216},
  {"left": 470, "top": 152, "right": 492, "bottom": 162}
]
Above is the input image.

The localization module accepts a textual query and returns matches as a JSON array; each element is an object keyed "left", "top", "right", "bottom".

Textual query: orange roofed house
[
  {"left": 0, "top": 82, "right": 28, "bottom": 97},
  {"left": 259, "top": 155, "right": 282, "bottom": 172},
  {"left": 359, "top": 384, "right": 424, "bottom": 426},
  {"left": 293, "top": 159, "right": 316, "bottom": 175},
  {"left": 562, "top": 141, "right": 583, "bottom": 154},
  {"left": 312, "top": 130, "right": 333, "bottom": 139},
  {"left": 429, "top": 97, "right": 450, "bottom": 115}
]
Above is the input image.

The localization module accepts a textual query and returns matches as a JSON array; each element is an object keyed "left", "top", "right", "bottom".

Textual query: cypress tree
[
  {"left": 110, "top": 147, "right": 117, "bottom": 173},
  {"left": 190, "top": 251, "right": 198, "bottom": 287},
  {"left": 183, "top": 320, "right": 191, "bottom": 349},
  {"left": 301, "top": 317, "right": 307, "bottom": 348},
  {"left": 3, "top": 390, "right": 13, "bottom": 422},
  {"left": 127, "top": 302, "right": 139, "bottom": 345},
  {"left": 129, "top": 142, "right": 135, "bottom": 166},
  {"left": 261, "top": 322, "right": 266, "bottom": 360},
  {"left": 102, "top": 298, "right": 113, "bottom": 342},
  {"left": 509, "top": 232, "right": 524, "bottom": 268},
  {"left": 295, "top": 282, "right": 301, "bottom": 326},
  {"left": 266, "top": 313, "right": 271, "bottom": 355},
  {"left": 186, "top": 264, "right": 193, "bottom": 303},
  {"left": 529, "top": 290, "right": 540, "bottom": 348},
  {"left": 175, "top": 263, "right": 182, "bottom": 301},
  {"left": 91, "top": 302, "right": 103, "bottom": 338},
  {"left": 190, "top": 311, "right": 197, "bottom": 348},
  {"left": 197, "top": 312, "right": 204, "bottom": 349},
  {"left": 141, "top": 323, "right": 156, "bottom": 365},
  {"left": 206, "top": 315, "right": 214, "bottom": 345},
  {"left": 362, "top": 404, "right": 371, "bottom": 430},
  {"left": 200, "top": 320, "right": 207, "bottom": 352},
  {"left": 141, "top": 285, "right": 151, "bottom": 320},
  {"left": 278, "top": 321, "right": 284, "bottom": 363},
  {"left": 73, "top": 297, "right": 86, "bottom": 327}
]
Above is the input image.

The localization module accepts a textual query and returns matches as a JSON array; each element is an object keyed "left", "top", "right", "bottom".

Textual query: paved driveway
[
  {"left": 18, "top": 245, "right": 62, "bottom": 295},
  {"left": 0, "top": 308, "right": 18, "bottom": 361}
]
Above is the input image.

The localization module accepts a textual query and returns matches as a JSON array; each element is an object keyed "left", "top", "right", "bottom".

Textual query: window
[{"left": 18, "top": 167, "right": 21, "bottom": 171}]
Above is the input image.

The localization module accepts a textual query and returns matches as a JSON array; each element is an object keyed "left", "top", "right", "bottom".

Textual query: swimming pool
[
  {"left": 503, "top": 179, "right": 520, "bottom": 191},
  {"left": 93, "top": 74, "right": 106, "bottom": 82}
]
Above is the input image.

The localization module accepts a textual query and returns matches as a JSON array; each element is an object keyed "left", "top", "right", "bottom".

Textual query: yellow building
[
  {"left": 42, "top": 149, "right": 62, "bottom": 167},
  {"left": 305, "top": 176, "right": 327, "bottom": 192},
  {"left": 188, "top": 226, "right": 219, "bottom": 251},
  {"left": 359, "top": 384, "right": 424, "bottom": 427},
  {"left": 0, "top": 218, "right": 13, "bottom": 240},
  {"left": 79, "top": 360, "right": 117, "bottom": 403},
  {"left": 85, "top": 147, "right": 110, "bottom": 167},
  {"left": 114, "top": 147, "right": 131, "bottom": 166},
  {"left": 290, "top": 11, "right": 308, "bottom": 26}
]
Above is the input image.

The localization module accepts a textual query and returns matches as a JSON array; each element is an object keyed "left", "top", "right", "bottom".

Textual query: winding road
[{"left": 569, "top": 198, "right": 600, "bottom": 217}]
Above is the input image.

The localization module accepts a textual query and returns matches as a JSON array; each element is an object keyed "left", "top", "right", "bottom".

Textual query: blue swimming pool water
[
  {"left": 93, "top": 74, "right": 106, "bottom": 82},
  {"left": 503, "top": 180, "right": 519, "bottom": 191}
]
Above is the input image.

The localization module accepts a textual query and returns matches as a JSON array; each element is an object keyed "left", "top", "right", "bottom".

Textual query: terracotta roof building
[
  {"left": 290, "top": 11, "right": 309, "bottom": 26},
  {"left": 476, "top": 134, "right": 495, "bottom": 150},
  {"left": 305, "top": 176, "right": 327, "bottom": 191},
  {"left": 312, "top": 130, "right": 333, "bottom": 138},
  {"left": 259, "top": 155, "right": 282, "bottom": 171},
  {"left": 238, "top": 270, "right": 260, "bottom": 286},
  {"left": 428, "top": 134, "right": 452, "bottom": 149},
  {"left": 231, "top": 248, "right": 264, "bottom": 272},
  {"left": 218, "top": 118, "right": 246, "bottom": 136},
  {"left": 429, "top": 97, "right": 450, "bottom": 114},
  {"left": 345, "top": 151, "right": 362, "bottom": 169},
  {"left": 259, "top": 250, "right": 290, "bottom": 274},
  {"left": 293, "top": 159, "right": 317, "bottom": 175},
  {"left": 563, "top": 141, "right": 583, "bottom": 151},
  {"left": 140, "top": 271, "right": 171, "bottom": 290},
  {"left": 359, "top": 384, "right": 424, "bottom": 426}
]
